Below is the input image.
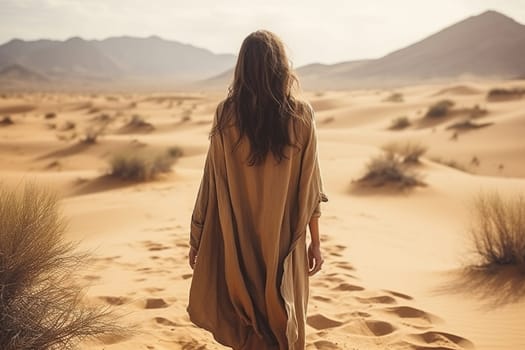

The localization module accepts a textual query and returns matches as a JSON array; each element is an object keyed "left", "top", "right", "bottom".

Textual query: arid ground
[{"left": 1, "top": 80, "right": 524, "bottom": 350}]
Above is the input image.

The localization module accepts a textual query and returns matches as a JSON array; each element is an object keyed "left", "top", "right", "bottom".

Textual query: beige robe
[{"left": 187, "top": 102, "right": 327, "bottom": 350}]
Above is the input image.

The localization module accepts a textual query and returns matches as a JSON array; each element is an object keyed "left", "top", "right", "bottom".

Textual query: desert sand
[{"left": 0, "top": 80, "right": 524, "bottom": 350}]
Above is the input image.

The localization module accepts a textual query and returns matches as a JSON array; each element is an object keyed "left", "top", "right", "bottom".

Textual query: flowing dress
[{"left": 187, "top": 101, "right": 327, "bottom": 350}]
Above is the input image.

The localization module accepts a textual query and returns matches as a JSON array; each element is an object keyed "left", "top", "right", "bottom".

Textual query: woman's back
[{"left": 187, "top": 30, "right": 327, "bottom": 350}]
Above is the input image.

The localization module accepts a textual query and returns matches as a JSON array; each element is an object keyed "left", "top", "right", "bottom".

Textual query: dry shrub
[
  {"left": 388, "top": 116, "right": 410, "bottom": 130},
  {"left": 125, "top": 115, "right": 154, "bottom": 131},
  {"left": 0, "top": 184, "right": 124, "bottom": 349},
  {"left": 357, "top": 152, "right": 424, "bottom": 188},
  {"left": 167, "top": 146, "right": 183, "bottom": 158},
  {"left": 60, "top": 120, "right": 76, "bottom": 131},
  {"left": 446, "top": 119, "right": 493, "bottom": 131},
  {"left": 487, "top": 88, "right": 525, "bottom": 101},
  {"left": 425, "top": 99, "right": 454, "bottom": 118},
  {"left": 44, "top": 112, "right": 57, "bottom": 119},
  {"left": 383, "top": 92, "right": 404, "bottom": 103},
  {"left": 470, "top": 192, "right": 525, "bottom": 267},
  {"left": 81, "top": 125, "right": 105, "bottom": 144},
  {"left": 87, "top": 107, "right": 100, "bottom": 114},
  {"left": 109, "top": 148, "right": 181, "bottom": 181},
  {"left": 0, "top": 116, "right": 14, "bottom": 126},
  {"left": 382, "top": 141, "right": 427, "bottom": 164}
]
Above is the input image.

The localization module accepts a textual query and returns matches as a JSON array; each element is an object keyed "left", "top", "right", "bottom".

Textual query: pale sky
[{"left": 1, "top": 0, "right": 525, "bottom": 66}]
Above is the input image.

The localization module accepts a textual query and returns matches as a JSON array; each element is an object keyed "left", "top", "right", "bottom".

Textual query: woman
[{"left": 187, "top": 30, "right": 327, "bottom": 350}]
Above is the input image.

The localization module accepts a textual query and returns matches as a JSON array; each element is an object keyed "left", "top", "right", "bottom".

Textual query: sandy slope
[{"left": 0, "top": 81, "right": 524, "bottom": 350}]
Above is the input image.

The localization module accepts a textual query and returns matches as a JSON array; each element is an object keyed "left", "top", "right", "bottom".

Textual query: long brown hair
[{"left": 212, "top": 30, "right": 306, "bottom": 166}]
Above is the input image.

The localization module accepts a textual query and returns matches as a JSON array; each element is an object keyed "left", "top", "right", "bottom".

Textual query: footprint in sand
[
  {"left": 307, "top": 314, "right": 343, "bottom": 330},
  {"left": 342, "top": 319, "right": 397, "bottom": 337},
  {"left": 355, "top": 295, "right": 397, "bottom": 305},
  {"left": 333, "top": 261, "right": 355, "bottom": 271},
  {"left": 333, "top": 283, "right": 365, "bottom": 292},
  {"left": 142, "top": 240, "right": 171, "bottom": 251},
  {"left": 143, "top": 287, "right": 165, "bottom": 293},
  {"left": 384, "top": 305, "right": 443, "bottom": 325},
  {"left": 350, "top": 311, "right": 371, "bottom": 318},
  {"left": 154, "top": 317, "right": 178, "bottom": 327},
  {"left": 144, "top": 298, "right": 169, "bottom": 309},
  {"left": 148, "top": 244, "right": 170, "bottom": 251},
  {"left": 382, "top": 289, "right": 413, "bottom": 300},
  {"left": 312, "top": 340, "right": 340, "bottom": 350},
  {"left": 312, "top": 295, "right": 332, "bottom": 302},
  {"left": 403, "top": 330, "right": 475, "bottom": 349}
]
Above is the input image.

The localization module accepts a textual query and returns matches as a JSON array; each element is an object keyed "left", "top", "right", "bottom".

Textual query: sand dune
[{"left": 1, "top": 80, "right": 524, "bottom": 350}]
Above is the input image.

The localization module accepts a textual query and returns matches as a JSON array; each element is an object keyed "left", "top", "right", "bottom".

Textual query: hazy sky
[{"left": 1, "top": 0, "right": 525, "bottom": 66}]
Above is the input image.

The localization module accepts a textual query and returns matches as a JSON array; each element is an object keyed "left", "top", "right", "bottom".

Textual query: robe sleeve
[
  {"left": 189, "top": 103, "right": 224, "bottom": 250},
  {"left": 189, "top": 148, "right": 212, "bottom": 251},
  {"left": 303, "top": 104, "right": 328, "bottom": 220}
]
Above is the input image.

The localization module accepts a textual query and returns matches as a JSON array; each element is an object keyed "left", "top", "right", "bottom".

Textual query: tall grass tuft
[
  {"left": 470, "top": 192, "right": 525, "bottom": 268},
  {"left": 382, "top": 141, "right": 427, "bottom": 164},
  {"left": 425, "top": 99, "right": 454, "bottom": 118},
  {"left": 109, "top": 148, "right": 181, "bottom": 181},
  {"left": 357, "top": 152, "right": 424, "bottom": 189},
  {"left": 0, "top": 183, "right": 123, "bottom": 349}
]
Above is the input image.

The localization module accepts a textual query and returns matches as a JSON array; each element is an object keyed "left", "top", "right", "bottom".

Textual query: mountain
[
  {"left": 0, "top": 63, "right": 48, "bottom": 82},
  {"left": 93, "top": 36, "right": 235, "bottom": 81},
  {"left": 197, "top": 10, "right": 525, "bottom": 90},
  {"left": 296, "top": 60, "right": 371, "bottom": 88},
  {"left": 0, "top": 36, "right": 236, "bottom": 88},
  {"left": 306, "top": 10, "right": 525, "bottom": 88},
  {"left": 1, "top": 10, "right": 524, "bottom": 91},
  {"left": 198, "top": 59, "right": 373, "bottom": 90}
]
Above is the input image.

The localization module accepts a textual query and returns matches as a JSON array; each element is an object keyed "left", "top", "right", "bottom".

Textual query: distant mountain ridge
[
  {"left": 1, "top": 10, "right": 524, "bottom": 91},
  {"left": 0, "top": 35, "right": 236, "bottom": 87},
  {"left": 294, "top": 10, "right": 525, "bottom": 89}
]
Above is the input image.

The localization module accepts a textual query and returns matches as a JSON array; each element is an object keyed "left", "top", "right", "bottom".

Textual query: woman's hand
[
  {"left": 307, "top": 243, "right": 324, "bottom": 276},
  {"left": 189, "top": 246, "right": 198, "bottom": 269}
]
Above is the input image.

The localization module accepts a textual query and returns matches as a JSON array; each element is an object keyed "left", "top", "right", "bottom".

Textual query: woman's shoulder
[
  {"left": 211, "top": 99, "right": 234, "bottom": 129},
  {"left": 290, "top": 99, "right": 315, "bottom": 131}
]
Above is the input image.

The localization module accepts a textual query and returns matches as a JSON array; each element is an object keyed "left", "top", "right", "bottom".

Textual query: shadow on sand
[
  {"left": 432, "top": 265, "right": 525, "bottom": 310},
  {"left": 69, "top": 175, "right": 139, "bottom": 196}
]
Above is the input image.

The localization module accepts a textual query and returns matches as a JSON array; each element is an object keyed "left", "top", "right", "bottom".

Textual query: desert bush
[
  {"left": 44, "top": 112, "right": 57, "bottom": 119},
  {"left": 388, "top": 116, "right": 411, "bottom": 130},
  {"left": 0, "top": 184, "right": 123, "bottom": 349},
  {"left": 167, "top": 146, "right": 183, "bottom": 158},
  {"left": 81, "top": 125, "right": 106, "bottom": 144},
  {"left": 61, "top": 120, "right": 76, "bottom": 131},
  {"left": 425, "top": 99, "right": 455, "bottom": 118},
  {"left": 0, "top": 115, "right": 14, "bottom": 126},
  {"left": 382, "top": 141, "right": 427, "bottom": 164},
  {"left": 92, "top": 113, "right": 111, "bottom": 123},
  {"left": 109, "top": 148, "right": 180, "bottom": 181},
  {"left": 487, "top": 88, "right": 525, "bottom": 101},
  {"left": 357, "top": 152, "right": 424, "bottom": 188},
  {"left": 446, "top": 119, "right": 493, "bottom": 131},
  {"left": 470, "top": 192, "right": 525, "bottom": 267},
  {"left": 383, "top": 92, "right": 404, "bottom": 103},
  {"left": 126, "top": 114, "right": 154, "bottom": 130}
]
